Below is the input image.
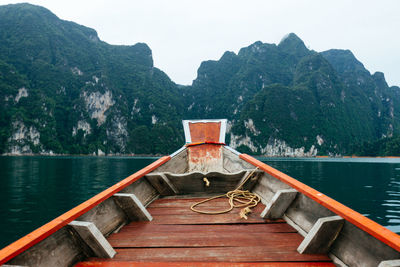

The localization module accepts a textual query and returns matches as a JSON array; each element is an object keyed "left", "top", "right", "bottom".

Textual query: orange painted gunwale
[
  {"left": 240, "top": 153, "right": 400, "bottom": 252},
  {"left": 0, "top": 156, "right": 171, "bottom": 265}
]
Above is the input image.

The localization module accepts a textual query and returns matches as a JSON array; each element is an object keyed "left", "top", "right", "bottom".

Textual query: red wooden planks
[
  {"left": 108, "top": 232, "right": 303, "bottom": 248},
  {"left": 75, "top": 197, "right": 333, "bottom": 265},
  {"left": 146, "top": 197, "right": 270, "bottom": 224},
  {"left": 76, "top": 261, "right": 335, "bottom": 267},
  {"left": 149, "top": 214, "right": 268, "bottom": 224},
  {"left": 109, "top": 247, "right": 332, "bottom": 262},
  {"left": 118, "top": 223, "right": 296, "bottom": 234}
]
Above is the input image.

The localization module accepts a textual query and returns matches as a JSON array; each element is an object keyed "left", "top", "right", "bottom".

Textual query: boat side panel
[
  {"left": 222, "top": 146, "right": 253, "bottom": 172},
  {"left": 188, "top": 145, "right": 223, "bottom": 172},
  {"left": 240, "top": 153, "right": 400, "bottom": 253},
  {"left": 253, "top": 172, "right": 292, "bottom": 205},
  {"left": 155, "top": 149, "right": 188, "bottom": 174},
  {"left": 0, "top": 156, "right": 171, "bottom": 265},
  {"left": 165, "top": 171, "right": 246, "bottom": 194},
  {"left": 120, "top": 178, "right": 159, "bottom": 207},
  {"left": 9, "top": 227, "right": 87, "bottom": 267},
  {"left": 330, "top": 221, "right": 400, "bottom": 267},
  {"left": 285, "top": 194, "right": 335, "bottom": 233},
  {"left": 77, "top": 198, "right": 128, "bottom": 237}
]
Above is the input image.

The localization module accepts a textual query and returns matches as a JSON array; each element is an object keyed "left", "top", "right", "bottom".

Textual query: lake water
[{"left": 1, "top": 156, "right": 400, "bottom": 249}]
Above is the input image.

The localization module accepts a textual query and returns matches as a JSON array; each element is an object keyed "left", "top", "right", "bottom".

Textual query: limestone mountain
[
  {"left": 186, "top": 34, "right": 399, "bottom": 155},
  {"left": 1, "top": 4, "right": 399, "bottom": 156},
  {"left": 0, "top": 3, "right": 184, "bottom": 155}
]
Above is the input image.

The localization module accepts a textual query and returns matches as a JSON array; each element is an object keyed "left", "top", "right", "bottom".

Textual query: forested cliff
[{"left": 1, "top": 4, "right": 399, "bottom": 156}]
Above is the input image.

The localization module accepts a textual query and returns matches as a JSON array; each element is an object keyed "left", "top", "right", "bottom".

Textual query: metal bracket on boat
[
  {"left": 68, "top": 221, "right": 116, "bottom": 258},
  {"left": 379, "top": 259, "right": 400, "bottom": 267},
  {"left": 113, "top": 193, "right": 153, "bottom": 221},
  {"left": 297, "top": 215, "right": 344, "bottom": 254},
  {"left": 261, "top": 189, "right": 298, "bottom": 219}
]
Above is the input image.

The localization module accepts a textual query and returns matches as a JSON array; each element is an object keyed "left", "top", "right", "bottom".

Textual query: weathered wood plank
[
  {"left": 8, "top": 227, "right": 86, "bottom": 267},
  {"left": 222, "top": 146, "right": 254, "bottom": 172},
  {"left": 108, "top": 232, "right": 304, "bottom": 248},
  {"left": 330, "top": 221, "right": 400, "bottom": 267},
  {"left": 145, "top": 173, "right": 179, "bottom": 196},
  {"left": 379, "top": 260, "right": 400, "bottom": 267},
  {"left": 188, "top": 144, "right": 224, "bottom": 172},
  {"left": 235, "top": 170, "right": 263, "bottom": 191},
  {"left": 147, "top": 204, "right": 265, "bottom": 215},
  {"left": 253, "top": 173, "right": 292, "bottom": 205},
  {"left": 297, "top": 215, "right": 344, "bottom": 254},
  {"left": 162, "top": 170, "right": 262, "bottom": 194},
  {"left": 154, "top": 148, "right": 188, "bottom": 174},
  {"left": 69, "top": 221, "right": 116, "bottom": 258},
  {"left": 164, "top": 170, "right": 250, "bottom": 194},
  {"left": 110, "top": 246, "right": 332, "bottom": 262},
  {"left": 148, "top": 214, "right": 269, "bottom": 224},
  {"left": 77, "top": 197, "right": 128, "bottom": 237},
  {"left": 113, "top": 193, "right": 152, "bottom": 221},
  {"left": 76, "top": 262, "right": 335, "bottom": 267},
  {"left": 261, "top": 189, "right": 298, "bottom": 219},
  {"left": 285, "top": 193, "right": 335, "bottom": 233},
  {"left": 148, "top": 197, "right": 230, "bottom": 208},
  {"left": 78, "top": 262, "right": 335, "bottom": 267},
  {"left": 75, "top": 196, "right": 333, "bottom": 266},
  {"left": 119, "top": 178, "right": 159, "bottom": 207},
  {"left": 118, "top": 222, "right": 296, "bottom": 234},
  {"left": 141, "top": 197, "right": 269, "bottom": 224}
]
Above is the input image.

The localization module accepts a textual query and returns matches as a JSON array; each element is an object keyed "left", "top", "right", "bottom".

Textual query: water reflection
[
  {"left": 1, "top": 156, "right": 400, "bottom": 249},
  {"left": 261, "top": 157, "right": 400, "bottom": 234},
  {"left": 0, "top": 156, "right": 156, "bottom": 249}
]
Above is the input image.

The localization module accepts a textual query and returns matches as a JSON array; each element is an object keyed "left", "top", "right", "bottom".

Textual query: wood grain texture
[
  {"left": 110, "top": 246, "right": 331, "bottom": 262},
  {"left": 108, "top": 231, "right": 304, "bottom": 248},
  {"left": 76, "top": 261, "right": 335, "bottom": 266},
  {"left": 189, "top": 122, "right": 221, "bottom": 143},
  {"left": 75, "top": 197, "right": 333, "bottom": 265}
]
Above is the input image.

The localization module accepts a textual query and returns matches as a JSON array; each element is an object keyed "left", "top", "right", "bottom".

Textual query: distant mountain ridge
[
  {"left": 186, "top": 33, "right": 399, "bottom": 155},
  {"left": 0, "top": 3, "right": 399, "bottom": 156}
]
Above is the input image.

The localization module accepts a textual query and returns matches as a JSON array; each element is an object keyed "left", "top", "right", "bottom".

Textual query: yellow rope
[{"left": 190, "top": 167, "right": 260, "bottom": 219}]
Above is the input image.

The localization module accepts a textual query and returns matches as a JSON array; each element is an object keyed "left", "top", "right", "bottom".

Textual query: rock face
[
  {"left": 0, "top": 4, "right": 399, "bottom": 156},
  {"left": 0, "top": 3, "right": 184, "bottom": 155},
  {"left": 82, "top": 90, "right": 115, "bottom": 126},
  {"left": 185, "top": 33, "right": 400, "bottom": 156}
]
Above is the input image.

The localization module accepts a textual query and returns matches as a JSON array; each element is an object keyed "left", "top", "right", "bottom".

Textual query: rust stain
[
  {"left": 188, "top": 145, "right": 222, "bottom": 172},
  {"left": 189, "top": 122, "right": 221, "bottom": 142},
  {"left": 189, "top": 145, "right": 221, "bottom": 163}
]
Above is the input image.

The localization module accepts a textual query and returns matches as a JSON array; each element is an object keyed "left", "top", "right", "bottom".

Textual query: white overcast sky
[{"left": 1, "top": 0, "right": 399, "bottom": 86}]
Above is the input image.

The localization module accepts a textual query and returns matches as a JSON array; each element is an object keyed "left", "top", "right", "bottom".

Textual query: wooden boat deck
[{"left": 75, "top": 197, "right": 334, "bottom": 266}]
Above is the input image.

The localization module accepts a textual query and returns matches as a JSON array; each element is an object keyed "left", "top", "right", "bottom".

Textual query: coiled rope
[{"left": 190, "top": 167, "right": 260, "bottom": 219}]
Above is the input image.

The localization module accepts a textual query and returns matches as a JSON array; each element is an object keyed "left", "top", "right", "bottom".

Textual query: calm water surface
[
  {"left": 0, "top": 156, "right": 156, "bottom": 249},
  {"left": 261, "top": 157, "right": 400, "bottom": 234},
  {"left": 1, "top": 156, "right": 400, "bottom": 249}
]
